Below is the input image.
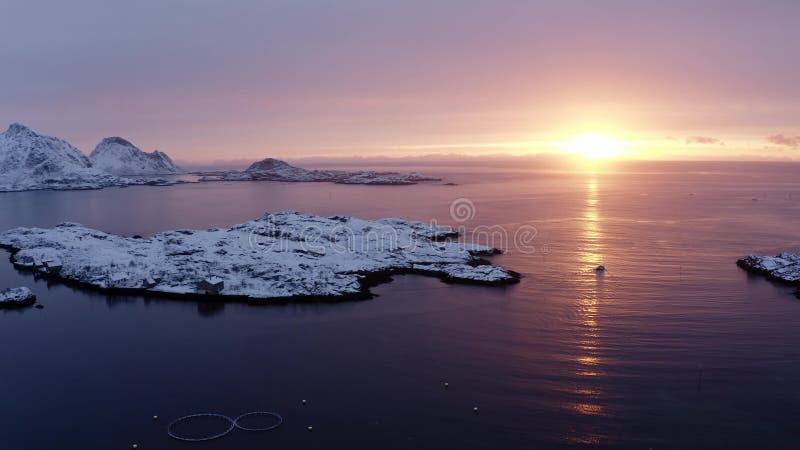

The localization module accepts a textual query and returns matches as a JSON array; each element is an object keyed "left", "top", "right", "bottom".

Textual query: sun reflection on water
[
  {"left": 580, "top": 178, "right": 602, "bottom": 266},
  {"left": 565, "top": 175, "right": 608, "bottom": 442}
]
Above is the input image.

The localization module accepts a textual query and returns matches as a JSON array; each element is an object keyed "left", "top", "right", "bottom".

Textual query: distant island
[
  {"left": 0, "top": 123, "right": 440, "bottom": 192},
  {"left": 196, "top": 157, "right": 441, "bottom": 185}
]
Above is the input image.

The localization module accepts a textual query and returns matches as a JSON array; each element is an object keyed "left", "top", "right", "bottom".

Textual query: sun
[{"left": 562, "top": 133, "right": 625, "bottom": 160}]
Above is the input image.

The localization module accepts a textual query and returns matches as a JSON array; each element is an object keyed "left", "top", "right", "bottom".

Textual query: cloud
[
  {"left": 766, "top": 134, "right": 800, "bottom": 148},
  {"left": 685, "top": 136, "right": 723, "bottom": 145}
]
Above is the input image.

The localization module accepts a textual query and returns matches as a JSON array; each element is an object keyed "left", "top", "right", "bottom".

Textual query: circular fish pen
[
  {"left": 167, "top": 413, "right": 235, "bottom": 442},
  {"left": 234, "top": 411, "right": 283, "bottom": 432}
]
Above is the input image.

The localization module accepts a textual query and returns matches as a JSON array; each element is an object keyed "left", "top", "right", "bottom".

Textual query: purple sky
[{"left": 2, "top": 0, "right": 799, "bottom": 161}]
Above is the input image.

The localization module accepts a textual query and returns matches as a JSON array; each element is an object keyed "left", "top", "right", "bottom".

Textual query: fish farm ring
[
  {"left": 167, "top": 413, "right": 235, "bottom": 442},
  {"left": 167, "top": 411, "right": 284, "bottom": 441},
  {"left": 234, "top": 411, "right": 284, "bottom": 431}
]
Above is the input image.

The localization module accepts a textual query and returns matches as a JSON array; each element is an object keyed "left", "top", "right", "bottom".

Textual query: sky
[{"left": 2, "top": 0, "right": 800, "bottom": 162}]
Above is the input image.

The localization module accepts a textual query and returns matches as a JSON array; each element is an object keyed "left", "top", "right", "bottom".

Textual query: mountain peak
[
  {"left": 90, "top": 137, "right": 181, "bottom": 175},
  {"left": 0, "top": 124, "right": 98, "bottom": 191},
  {"left": 5, "top": 123, "right": 35, "bottom": 136},
  {"left": 99, "top": 136, "right": 135, "bottom": 147},
  {"left": 246, "top": 158, "right": 296, "bottom": 172}
]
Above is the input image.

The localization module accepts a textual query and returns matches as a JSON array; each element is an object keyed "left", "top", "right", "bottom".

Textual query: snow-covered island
[
  {"left": 737, "top": 252, "right": 800, "bottom": 298},
  {"left": 90, "top": 137, "right": 182, "bottom": 175},
  {"left": 0, "top": 124, "right": 182, "bottom": 192},
  {"left": 197, "top": 158, "right": 440, "bottom": 185},
  {"left": 0, "top": 287, "right": 36, "bottom": 308},
  {"left": 0, "top": 212, "right": 519, "bottom": 302}
]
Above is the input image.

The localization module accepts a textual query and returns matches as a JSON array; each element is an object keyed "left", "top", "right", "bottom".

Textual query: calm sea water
[{"left": 1, "top": 161, "right": 799, "bottom": 449}]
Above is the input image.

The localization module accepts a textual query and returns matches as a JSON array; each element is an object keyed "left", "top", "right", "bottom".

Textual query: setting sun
[{"left": 563, "top": 133, "right": 626, "bottom": 160}]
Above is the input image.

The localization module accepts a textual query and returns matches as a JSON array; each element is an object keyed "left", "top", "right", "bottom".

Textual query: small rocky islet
[
  {"left": 0, "top": 287, "right": 37, "bottom": 308},
  {"left": 737, "top": 252, "right": 800, "bottom": 298}
]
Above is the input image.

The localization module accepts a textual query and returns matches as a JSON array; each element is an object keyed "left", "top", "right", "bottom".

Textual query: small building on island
[
  {"left": 141, "top": 276, "right": 161, "bottom": 289},
  {"left": 196, "top": 277, "right": 224, "bottom": 295},
  {"left": 35, "top": 258, "right": 63, "bottom": 275}
]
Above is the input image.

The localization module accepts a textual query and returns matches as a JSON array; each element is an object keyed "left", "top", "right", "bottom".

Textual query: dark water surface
[{"left": 1, "top": 161, "right": 799, "bottom": 449}]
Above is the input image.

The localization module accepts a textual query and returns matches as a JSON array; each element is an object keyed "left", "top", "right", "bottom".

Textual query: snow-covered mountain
[
  {"left": 90, "top": 137, "right": 181, "bottom": 175},
  {"left": 0, "top": 124, "right": 179, "bottom": 192},
  {"left": 0, "top": 123, "right": 122, "bottom": 192}
]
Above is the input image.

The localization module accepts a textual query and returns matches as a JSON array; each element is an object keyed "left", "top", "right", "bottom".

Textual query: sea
[{"left": 1, "top": 160, "right": 799, "bottom": 449}]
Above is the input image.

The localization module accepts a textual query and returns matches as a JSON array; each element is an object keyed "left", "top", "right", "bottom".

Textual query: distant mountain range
[{"left": 0, "top": 123, "right": 441, "bottom": 192}]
